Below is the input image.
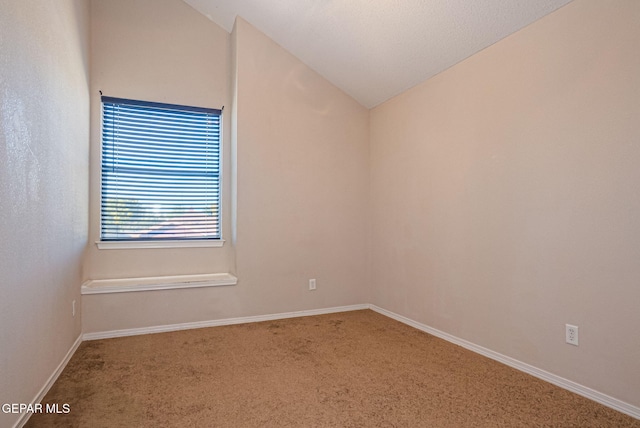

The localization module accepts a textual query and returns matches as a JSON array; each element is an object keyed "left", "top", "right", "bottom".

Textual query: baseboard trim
[
  {"left": 82, "top": 304, "right": 369, "bottom": 341},
  {"left": 369, "top": 304, "right": 640, "bottom": 420},
  {"left": 13, "top": 334, "right": 83, "bottom": 428}
]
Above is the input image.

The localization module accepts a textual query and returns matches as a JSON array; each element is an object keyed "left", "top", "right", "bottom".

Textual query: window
[{"left": 100, "top": 96, "right": 221, "bottom": 243}]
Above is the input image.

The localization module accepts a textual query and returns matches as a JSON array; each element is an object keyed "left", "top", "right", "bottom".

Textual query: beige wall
[
  {"left": 5, "top": 0, "right": 635, "bottom": 416},
  {"left": 233, "top": 18, "right": 370, "bottom": 315},
  {"left": 370, "top": 0, "right": 640, "bottom": 407},
  {"left": 0, "top": 0, "right": 90, "bottom": 426},
  {"left": 83, "top": 10, "right": 370, "bottom": 332},
  {"left": 86, "top": 0, "right": 233, "bottom": 279}
]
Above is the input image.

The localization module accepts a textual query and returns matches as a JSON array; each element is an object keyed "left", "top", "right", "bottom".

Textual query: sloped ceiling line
[{"left": 184, "top": 0, "right": 573, "bottom": 108}]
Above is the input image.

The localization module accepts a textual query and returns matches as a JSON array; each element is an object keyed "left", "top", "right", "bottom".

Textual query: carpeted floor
[{"left": 26, "top": 310, "right": 639, "bottom": 427}]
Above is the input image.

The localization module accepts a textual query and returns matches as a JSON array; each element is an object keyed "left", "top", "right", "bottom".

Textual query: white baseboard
[
  {"left": 13, "top": 334, "right": 83, "bottom": 428},
  {"left": 369, "top": 304, "right": 640, "bottom": 420},
  {"left": 82, "top": 304, "right": 369, "bottom": 341}
]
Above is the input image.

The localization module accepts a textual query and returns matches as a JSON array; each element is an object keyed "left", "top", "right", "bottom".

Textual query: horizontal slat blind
[{"left": 101, "top": 97, "right": 222, "bottom": 241}]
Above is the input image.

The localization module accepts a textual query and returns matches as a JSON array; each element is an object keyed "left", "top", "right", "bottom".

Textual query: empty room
[{"left": 1, "top": 0, "right": 639, "bottom": 426}]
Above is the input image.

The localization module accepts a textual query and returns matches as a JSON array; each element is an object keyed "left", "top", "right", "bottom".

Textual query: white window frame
[{"left": 97, "top": 96, "right": 224, "bottom": 249}]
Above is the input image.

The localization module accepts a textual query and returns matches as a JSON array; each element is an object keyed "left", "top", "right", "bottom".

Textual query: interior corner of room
[{"left": 1, "top": 0, "right": 639, "bottom": 427}]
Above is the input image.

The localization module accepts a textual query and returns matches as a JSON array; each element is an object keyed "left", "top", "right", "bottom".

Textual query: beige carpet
[{"left": 27, "top": 310, "right": 639, "bottom": 427}]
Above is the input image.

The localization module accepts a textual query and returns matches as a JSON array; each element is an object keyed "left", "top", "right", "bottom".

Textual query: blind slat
[{"left": 101, "top": 96, "right": 222, "bottom": 241}]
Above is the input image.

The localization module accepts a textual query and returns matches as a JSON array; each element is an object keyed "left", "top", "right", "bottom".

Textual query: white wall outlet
[
  {"left": 566, "top": 324, "right": 578, "bottom": 346},
  {"left": 309, "top": 279, "right": 316, "bottom": 291},
  {"left": 72, "top": 300, "right": 76, "bottom": 317}
]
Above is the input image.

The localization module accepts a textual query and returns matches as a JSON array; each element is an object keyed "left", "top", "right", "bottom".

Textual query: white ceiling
[{"left": 183, "top": 0, "right": 573, "bottom": 108}]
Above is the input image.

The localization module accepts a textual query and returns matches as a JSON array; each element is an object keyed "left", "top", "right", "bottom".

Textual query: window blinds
[{"left": 100, "top": 96, "right": 221, "bottom": 241}]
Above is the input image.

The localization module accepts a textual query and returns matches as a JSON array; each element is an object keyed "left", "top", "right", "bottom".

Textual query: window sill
[
  {"left": 81, "top": 273, "right": 238, "bottom": 295},
  {"left": 96, "top": 239, "right": 224, "bottom": 250}
]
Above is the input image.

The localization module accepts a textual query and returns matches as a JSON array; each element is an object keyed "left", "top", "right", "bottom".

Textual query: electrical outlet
[
  {"left": 72, "top": 300, "right": 76, "bottom": 317},
  {"left": 566, "top": 324, "right": 578, "bottom": 346},
  {"left": 309, "top": 279, "right": 316, "bottom": 291}
]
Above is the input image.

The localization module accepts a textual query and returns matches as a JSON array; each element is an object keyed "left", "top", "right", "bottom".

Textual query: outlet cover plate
[{"left": 566, "top": 324, "right": 579, "bottom": 346}]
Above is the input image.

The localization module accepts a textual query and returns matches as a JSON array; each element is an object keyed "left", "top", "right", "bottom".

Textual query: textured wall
[
  {"left": 370, "top": 0, "right": 640, "bottom": 407},
  {"left": 0, "top": 0, "right": 90, "bottom": 426}
]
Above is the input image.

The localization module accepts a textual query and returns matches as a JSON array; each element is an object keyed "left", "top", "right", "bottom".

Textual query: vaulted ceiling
[{"left": 183, "top": 0, "right": 573, "bottom": 108}]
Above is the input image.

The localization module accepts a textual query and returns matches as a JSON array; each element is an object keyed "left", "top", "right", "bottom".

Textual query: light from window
[{"left": 100, "top": 96, "right": 221, "bottom": 241}]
